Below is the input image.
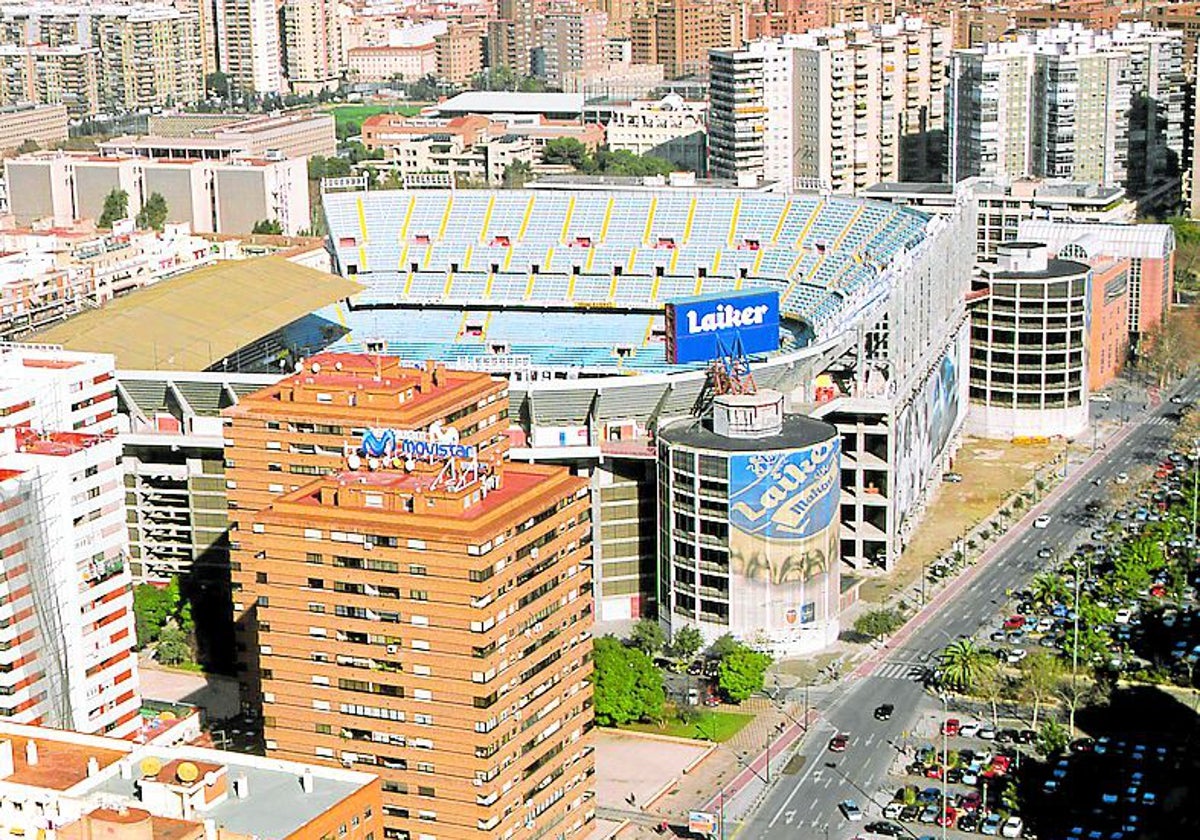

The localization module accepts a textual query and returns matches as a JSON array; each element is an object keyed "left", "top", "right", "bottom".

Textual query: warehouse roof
[{"left": 33, "top": 257, "right": 361, "bottom": 371}]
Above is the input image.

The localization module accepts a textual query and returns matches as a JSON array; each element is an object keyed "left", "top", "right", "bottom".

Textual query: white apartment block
[
  {"left": 212, "top": 0, "right": 284, "bottom": 94},
  {"left": 0, "top": 429, "right": 139, "bottom": 737},
  {"left": 281, "top": 0, "right": 343, "bottom": 94},
  {"left": 708, "top": 17, "right": 950, "bottom": 191},
  {"left": 0, "top": 344, "right": 139, "bottom": 737},
  {"left": 0, "top": 3, "right": 203, "bottom": 115},
  {"left": 949, "top": 23, "right": 1186, "bottom": 210}
]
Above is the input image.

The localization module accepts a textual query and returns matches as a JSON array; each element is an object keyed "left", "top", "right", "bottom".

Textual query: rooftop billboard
[{"left": 664, "top": 289, "right": 780, "bottom": 364}]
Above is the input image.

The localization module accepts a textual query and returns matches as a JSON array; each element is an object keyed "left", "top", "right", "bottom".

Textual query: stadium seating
[{"left": 320, "top": 188, "right": 930, "bottom": 373}]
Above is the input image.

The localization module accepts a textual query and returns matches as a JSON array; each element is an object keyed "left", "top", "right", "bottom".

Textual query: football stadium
[{"left": 318, "top": 180, "right": 972, "bottom": 625}]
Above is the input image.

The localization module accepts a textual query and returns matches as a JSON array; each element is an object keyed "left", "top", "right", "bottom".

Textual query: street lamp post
[{"left": 939, "top": 692, "right": 949, "bottom": 840}]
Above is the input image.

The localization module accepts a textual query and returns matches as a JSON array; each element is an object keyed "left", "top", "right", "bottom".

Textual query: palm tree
[
  {"left": 939, "top": 638, "right": 987, "bottom": 692},
  {"left": 1030, "top": 572, "right": 1068, "bottom": 611}
]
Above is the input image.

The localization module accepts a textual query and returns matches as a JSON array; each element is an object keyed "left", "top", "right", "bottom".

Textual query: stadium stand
[{"left": 321, "top": 189, "right": 929, "bottom": 374}]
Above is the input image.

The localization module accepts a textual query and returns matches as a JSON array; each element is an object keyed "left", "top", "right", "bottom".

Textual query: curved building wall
[
  {"left": 657, "top": 418, "right": 841, "bottom": 656},
  {"left": 967, "top": 257, "right": 1091, "bottom": 439}
]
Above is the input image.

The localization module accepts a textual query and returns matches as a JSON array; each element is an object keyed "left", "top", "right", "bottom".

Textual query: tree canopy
[
  {"left": 98, "top": 188, "right": 129, "bottom": 228},
  {"left": 854, "top": 608, "right": 904, "bottom": 641},
  {"left": 628, "top": 618, "right": 666, "bottom": 656},
  {"left": 717, "top": 644, "right": 772, "bottom": 703},
  {"left": 670, "top": 625, "right": 704, "bottom": 662},
  {"left": 251, "top": 219, "right": 284, "bottom": 235},
  {"left": 136, "top": 192, "right": 169, "bottom": 231},
  {"left": 592, "top": 636, "right": 664, "bottom": 726}
]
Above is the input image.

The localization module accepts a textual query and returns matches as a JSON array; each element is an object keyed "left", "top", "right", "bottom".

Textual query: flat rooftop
[
  {"left": 1, "top": 733, "right": 127, "bottom": 791},
  {"left": 659, "top": 413, "right": 837, "bottom": 453},
  {"left": 91, "top": 752, "right": 368, "bottom": 839},
  {"left": 32, "top": 257, "right": 361, "bottom": 371},
  {"left": 434, "top": 91, "right": 584, "bottom": 116}
]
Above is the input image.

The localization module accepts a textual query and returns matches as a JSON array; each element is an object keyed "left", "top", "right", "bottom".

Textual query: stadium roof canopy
[
  {"left": 33, "top": 256, "right": 361, "bottom": 371},
  {"left": 433, "top": 92, "right": 584, "bottom": 119}
]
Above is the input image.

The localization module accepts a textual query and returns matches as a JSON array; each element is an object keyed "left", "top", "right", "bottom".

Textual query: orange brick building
[
  {"left": 225, "top": 354, "right": 594, "bottom": 840},
  {"left": 225, "top": 354, "right": 510, "bottom": 708}
]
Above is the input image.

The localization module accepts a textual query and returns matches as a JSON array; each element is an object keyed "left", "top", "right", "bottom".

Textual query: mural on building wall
[{"left": 726, "top": 439, "right": 840, "bottom": 636}]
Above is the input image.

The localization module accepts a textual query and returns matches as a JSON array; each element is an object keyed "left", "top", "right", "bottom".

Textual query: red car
[
  {"left": 958, "top": 792, "right": 982, "bottom": 813},
  {"left": 937, "top": 807, "right": 958, "bottom": 828},
  {"left": 982, "top": 755, "right": 1011, "bottom": 779},
  {"left": 828, "top": 733, "right": 849, "bottom": 752},
  {"left": 925, "top": 765, "right": 944, "bottom": 779},
  {"left": 1002, "top": 615, "right": 1026, "bottom": 631},
  {"left": 942, "top": 718, "right": 961, "bottom": 737}
]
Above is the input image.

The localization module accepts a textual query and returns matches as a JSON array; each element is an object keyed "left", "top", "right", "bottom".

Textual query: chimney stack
[
  {"left": 24, "top": 740, "right": 37, "bottom": 766},
  {"left": 300, "top": 767, "right": 314, "bottom": 794}
]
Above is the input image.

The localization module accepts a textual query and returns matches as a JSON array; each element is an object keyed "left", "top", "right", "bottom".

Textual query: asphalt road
[{"left": 738, "top": 378, "right": 1199, "bottom": 840}]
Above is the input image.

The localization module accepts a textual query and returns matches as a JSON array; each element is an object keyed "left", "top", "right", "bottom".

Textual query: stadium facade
[{"left": 317, "top": 182, "right": 971, "bottom": 631}]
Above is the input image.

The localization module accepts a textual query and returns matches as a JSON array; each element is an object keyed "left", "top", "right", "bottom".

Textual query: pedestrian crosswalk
[{"left": 869, "top": 660, "right": 932, "bottom": 682}]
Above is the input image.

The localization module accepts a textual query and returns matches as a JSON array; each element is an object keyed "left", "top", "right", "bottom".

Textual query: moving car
[
  {"left": 863, "top": 822, "right": 903, "bottom": 837},
  {"left": 829, "top": 733, "right": 849, "bottom": 752},
  {"left": 874, "top": 703, "right": 895, "bottom": 721},
  {"left": 1034, "top": 514, "right": 1052, "bottom": 528},
  {"left": 839, "top": 800, "right": 863, "bottom": 821}
]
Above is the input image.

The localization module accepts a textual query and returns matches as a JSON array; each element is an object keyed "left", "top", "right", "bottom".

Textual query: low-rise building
[
  {"left": 604, "top": 93, "right": 706, "bottom": 172},
  {"left": 0, "top": 103, "right": 67, "bottom": 156},
  {"left": 5, "top": 153, "right": 311, "bottom": 235},
  {"left": 122, "top": 111, "right": 337, "bottom": 160},
  {"left": 861, "top": 178, "right": 1138, "bottom": 257},
  {"left": 0, "top": 720, "right": 383, "bottom": 839},
  {"left": 347, "top": 43, "right": 437, "bottom": 81}
]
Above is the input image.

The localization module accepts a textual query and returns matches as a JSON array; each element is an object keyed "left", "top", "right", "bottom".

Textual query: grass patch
[
  {"left": 620, "top": 709, "right": 753, "bottom": 742},
  {"left": 326, "top": 104, "right": 422, "bottom": 134}
]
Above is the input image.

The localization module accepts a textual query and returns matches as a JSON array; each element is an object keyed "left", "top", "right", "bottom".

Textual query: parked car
[
  {"left": 1001, "top": 816, "right": 1024, "bottom": 838},
  {"left": 981, "top": 813, "right": 1003, "bottom": 836},
  {"left": 882, "top": 802, "right": 903, "bottom": 820},
  {"left": 942, "top": 718, "right": 960, "bottom": 736},
  {"left": 959, "top": 722, "right": 982, "bottom": 738},
  {"left": 864, "top": 821, "right": 904, "bottom": 837},
  {"left": 944, "top": 472, "right": 964, "bottom": 483}
]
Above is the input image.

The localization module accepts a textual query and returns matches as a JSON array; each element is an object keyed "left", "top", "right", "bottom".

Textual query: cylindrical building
[
  {"left": 657, "top": 389, "right": 840, "bottom": 657},
  {"left": 967, "top": 241, "right": 1091, "bottom": 439}
]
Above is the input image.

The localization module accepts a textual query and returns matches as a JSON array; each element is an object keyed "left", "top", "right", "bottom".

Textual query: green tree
[
  {"left": 1029, "top": 572, "right": 1068, "bottom": 611},
  {"left": 98, "top": 188, "right": 129, "bottom": 228},
  {"left": 205, "top": 71, "right": 231, "bottom": 99},
  {"left": 591, "top": 636, "right": 664, "bottom": 726},
  {"left": 156, "top": 626, "right": 192, "bottom": 666},
  {"left": 252, "top": 219, "right": 284, "bottom": 235},
  {"left": 717, "top": 645, "right": 772, "bottom": 703},
  {"left": 670, "top": 625, "right": 704, "bottom": 663},
  {"left": 1018, "top": 650, "right": 1065, "bottom": 729},
  {"left": 707, "top": 633, "right": 740, "bottom": 660},
  {"left": 542, "top": 138, "right": 591, "bottom": 169},
  {"left": 136, "top": 191, "right": 169, "bottom": 231},
  {"left": 853, "top": 608, "right": 904, "bottom": 641},
  {"left": 133, "top": 580, "right": 179, "bottom": 648},
  {"left": 15, "top": 138, "right": 38, "bottom": 154},
  {"left": 629, "top": 618, "right": 666, "bottom": 656},
  {"left": 938, "top": 638, "right": 987, "bottom": 692},
  {"left": 1036, "top": 719, "right": 1070, "bottom": 757},
  {"left": 975, "top": 657, "right": 1009, "bottom": 728},
  {"left": 502, "top": 159, "right": 533, "bottom": 188}
]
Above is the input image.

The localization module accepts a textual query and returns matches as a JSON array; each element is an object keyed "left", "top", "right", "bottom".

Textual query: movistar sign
[
  {"left": 665, "top": 289, "right": 780, "bottom": 364},
  {"left": 356, "top": 426, "right": 477, "bottom": 463}
]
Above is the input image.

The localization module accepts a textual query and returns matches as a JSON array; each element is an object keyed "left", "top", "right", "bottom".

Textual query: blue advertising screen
[
  {"left": 664, "top": 289, "right": 780, "bottom": 364},
  {"left": 728, "top": 440, "right": 840, "bottom": 541}
]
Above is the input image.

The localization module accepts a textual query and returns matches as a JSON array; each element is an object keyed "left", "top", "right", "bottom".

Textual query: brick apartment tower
[{"left": 225, "top": 354, "right": 595, "bottom": 840}]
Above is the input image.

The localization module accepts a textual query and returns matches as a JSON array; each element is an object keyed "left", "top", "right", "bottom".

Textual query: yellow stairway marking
[
  {"left": 503, "top": 245, "right": 514, "bottom": 272},
  {"left": 728, "top": 196, "right": 742, "bottom": 245},
  {"left": 609, "top": 273, "right": 620, "bottom": 302},
  {"left": 524, "top": 272, "right": 537, "bottom": 299},
  {"left": 643, "top": 196, "right": 657, "bottom": 244},
  {"left": 771, "top": 199, "right": 791, "bottom": 244},
  {"left": 437, "top": 194, "right": 453, "bottom": 239},
  {"left": 600, "top": 196, "right": 614, "bottom": 240},
  {"left": 683, "top": 196, "right": 697, "bottom": 243},
  {"left": 397, "top": 243, "right": 409, "bottom": 272},
  {"left": 479, "top": 194, "right": 496, "bottom": 242},
  {"left": 584, "top": 247, "right": 596, "bottom": 273},
  {"left": 544, "top": 246, "right": 554, "bottom": 272},
  {"left": 669, "top": 247, "right": 680, "bottom": 275},
  {"left": 560, "top": 195, "right": 575, "bottom": 242},
  {"left": 650, "top": 273, "right": 662, "bottom": 302},
  {"left": 567, "top": 273, "right": 578, "bottom": 300},
  {"left": 752, "top": 247, "right": 765, "bottom": 276},
  {"left": 483, "top": 272, "right": 495, "bottom": 299},
  {"left": 642, "top": 315, "right": 656, "bottom": 345},
  {"left": 400, "top": 195, "right": 416, "bottom": 239},
  {"left": 693, "top": 275, "right": 704, "bottom": 295},
  {"left": 518, "top": 194, "right": 536, "bottom": 240},
  {"left": 711, "top": 250, "right": 722, "bottom": 276},
  {"left": 404, "top": 271, "right": 414, "bottom": 296},
  {"left": 626, "top": 248, "right": 638, "bottom": 275},
  {"left": 443, "top": 272, "right": 455, "bottom": 298},
  {"left": 833, "top": 205, "right": 864, "bottom": 249},
  {"left": 795, "top": 199, "right": 823, "bottom": 247}
]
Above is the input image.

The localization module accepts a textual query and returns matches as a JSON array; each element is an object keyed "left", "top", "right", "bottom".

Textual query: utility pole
[{"left": 940, "top": 693, "right": 949, "bottom": 840}]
